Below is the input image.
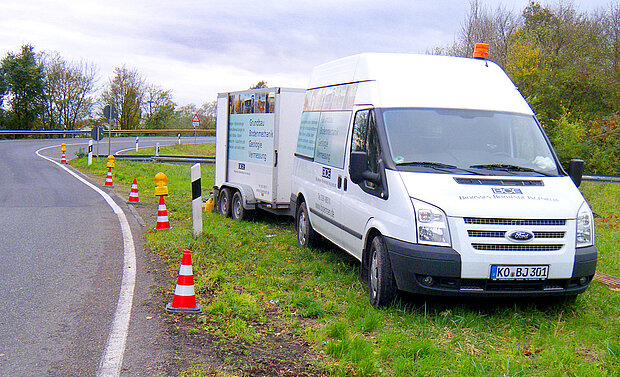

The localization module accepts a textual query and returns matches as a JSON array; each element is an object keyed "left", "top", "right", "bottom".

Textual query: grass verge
[{"left": 72, "top": 146, "right": 620, "bottom": 376}]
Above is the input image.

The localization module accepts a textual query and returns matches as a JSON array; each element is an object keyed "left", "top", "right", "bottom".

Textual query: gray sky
[{"left": 0, "top": 0, "right": 615, "bottom": 107}]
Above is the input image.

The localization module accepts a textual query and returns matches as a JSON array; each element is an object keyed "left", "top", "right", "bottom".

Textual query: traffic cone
[
  {"left": 166, "top": 250, "right": 202, "bottom": 314},
  {"left": 104, "top": 167, "right": 113, "bottom": 187},
  {"left": 61, "top": 150, "right": 67, "bottom": 164},
  {"left": 155, "top": 195, "right": 171, "bottom": 230},
  {"left": 127, "top": 178, "right": 140, "bottom": 203}
]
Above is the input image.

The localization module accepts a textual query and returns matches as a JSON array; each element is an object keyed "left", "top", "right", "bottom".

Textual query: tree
[
  {"left": 430, "top": 0, "right": 519, "bottom": 66},
  {"left": 100, "top": 66, "right": 144, "bottom": 129},
  {"left": 0, "top": 44, "right": 45, "bottom": 129},
  {"left": 249, "top": 80, "right": 267, "bottom": 89},
  {"left": 40, "top": 52, "right": 97, "bottom": 130},
  {"left": 143, "top": 85, "right": 176, "bottom": 128},
  {"left": 199, "top": 100, "right": 216, "bottom": 129}
]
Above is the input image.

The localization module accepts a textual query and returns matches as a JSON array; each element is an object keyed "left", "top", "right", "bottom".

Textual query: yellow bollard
[
  {"left": 154, "top": 172, "right": 170, "bottom": 229},
  {"left": 104, "top": 155, "right": 115, "bottom": 187},
  {"left": 60, "top": 143, "right": 67, "bottom": 163},
  {"left": 204, "top": 197, "right": 214, "bottom": 213},
  {"left": 154, "top": 172, "right": 169, "bottom": 196}
]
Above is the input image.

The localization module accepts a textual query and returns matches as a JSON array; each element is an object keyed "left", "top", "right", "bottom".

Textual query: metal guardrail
[
  {"left": 0, "top": 129, "right": 215, "bottom": 136},
  {"left": 583, "top": 175, "right": 620, "bottom": 184},
  {"left": 97, "top": 154, "right": 215, "bottom": 164}
]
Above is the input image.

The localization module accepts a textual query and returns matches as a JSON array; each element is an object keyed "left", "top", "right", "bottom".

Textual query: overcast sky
[{"left": 0, "top": 0, "right": 615, "bottom": 107}]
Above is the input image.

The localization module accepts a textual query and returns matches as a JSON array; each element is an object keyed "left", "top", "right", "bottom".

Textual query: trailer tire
[
  {"left": 231, "top": 190, "right": 251, "bottom": 221},
  {"left": 218, "top": 187, "right": 232, "bottom": 217},
  {"left": 296, "top": 201, "right": 319, "bottom": 248},
  {"left": 368, "top": 235, "right": 396, "bottom": 308}
]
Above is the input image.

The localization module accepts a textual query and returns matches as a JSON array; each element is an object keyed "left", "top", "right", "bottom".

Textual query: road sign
[
  {"left": 103, "top": 105, "right": 117, "bottom": 121},
  {"left": 91, "top": 126, "right": 104, "bottom": 141},
  {"left": 191, "top": 114, "right": 200, "bottom": 128}
]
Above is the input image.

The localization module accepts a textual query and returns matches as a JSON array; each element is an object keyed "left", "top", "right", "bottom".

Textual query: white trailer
[{"left": 214, "top": 87, "right": 305, "bottom": 220}]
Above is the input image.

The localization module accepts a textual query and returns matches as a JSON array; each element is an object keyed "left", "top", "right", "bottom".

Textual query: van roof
[{"left": 307, "top": 53, "right": 533, "bottom": 115}]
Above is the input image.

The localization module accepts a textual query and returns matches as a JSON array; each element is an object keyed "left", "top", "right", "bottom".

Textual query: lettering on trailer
[{"left": 227, "top": 113, "right": 275, "bottom": 165}]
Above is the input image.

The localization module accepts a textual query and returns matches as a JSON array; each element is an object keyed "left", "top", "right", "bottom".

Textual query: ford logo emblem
[{"left": 506, "top": 230, "right": 534, "bottom": 242}]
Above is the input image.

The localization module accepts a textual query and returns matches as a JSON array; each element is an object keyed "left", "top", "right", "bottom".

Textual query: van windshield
[{"left": 380, "top": 108, "right": 559, "bottom": 176}]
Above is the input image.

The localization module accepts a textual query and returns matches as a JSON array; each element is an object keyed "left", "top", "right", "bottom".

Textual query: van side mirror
[
  {"left": 349, "top": 151, "right": 368, "bottom": 184},
  {"left": 350, "top": 151, "right": 381, "bottom": 185},
  {"left": 568, "top": 159, "right": 584, "bottom": 187}
]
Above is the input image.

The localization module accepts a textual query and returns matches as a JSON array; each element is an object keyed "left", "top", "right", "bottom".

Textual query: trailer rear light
[{"left": 473, "top": 43, "right": 489, "bottom": 59}]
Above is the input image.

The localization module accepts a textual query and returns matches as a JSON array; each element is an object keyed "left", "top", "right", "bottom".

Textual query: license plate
[{"left": 490, "top": 265, "right": 549, "bottom": 280}]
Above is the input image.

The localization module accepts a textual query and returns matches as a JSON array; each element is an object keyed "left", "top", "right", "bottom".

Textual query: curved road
[{"left": 0, "top": 136, "right": 212, "bottom": 376}]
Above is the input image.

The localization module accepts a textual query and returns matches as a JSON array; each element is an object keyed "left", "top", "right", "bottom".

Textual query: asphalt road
[{"left": 0, "top": 136, "right": 213, "bottom": 376}]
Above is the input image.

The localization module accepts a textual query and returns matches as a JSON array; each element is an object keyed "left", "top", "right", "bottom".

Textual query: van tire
[
  {"left": 296, "top": 201, "right": 319, "bottom": 248},
  {"left": 368, "top": 235, "right": 396, "bottom": 308},
  {"left": 231, "top": 190, "right": 250, "bottom": 221},
  {"left": 218, "top": 187, "right": 232, "bottom": 217}
]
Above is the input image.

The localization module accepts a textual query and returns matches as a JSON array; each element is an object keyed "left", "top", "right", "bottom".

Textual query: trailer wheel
[
  {"left": 218, "top": 187, "right": 232, "bottom": 217},
  {"left": 296, "top": 201, "right": 319, "bottom": 248},
  {"left": 368, "top": 235, "right": 396, "bottom": 308},
  {"left": 231, "top": 190, "right": 250, "bottom": 221}
]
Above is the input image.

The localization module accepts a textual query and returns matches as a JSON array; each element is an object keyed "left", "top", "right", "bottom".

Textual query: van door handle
[
  {"left": 337, "top": 176, "right": 342, "bottom": 189},
  {"left": 344, "top": 177, "right": 348, "bottom": 191}
]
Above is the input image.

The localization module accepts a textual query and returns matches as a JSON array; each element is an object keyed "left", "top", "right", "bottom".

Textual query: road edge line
[{"left": 35, "top": 145, "right": 136, "bottom": 377}]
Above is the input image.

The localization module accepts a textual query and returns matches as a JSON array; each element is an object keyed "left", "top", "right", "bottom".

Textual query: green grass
[
  {"left": 72, "top": 151, "right": 620, "bottom": 376},
  {"left": 127, "top": 143, "right": 215, "bottom": 157}
]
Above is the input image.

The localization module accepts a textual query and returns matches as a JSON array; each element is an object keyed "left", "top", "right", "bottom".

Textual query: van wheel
[
  {"left": 231, "top": 190, "right": 250, "bottom": 221},
  {"left": 296, "top": 201, "right": 319, "bottom": 248},
  {"left": 218, "top": 187, "right": 231, "bottom": 217},
  {"left": 368, "top": 235, "right": 396, "bottom": 308}
]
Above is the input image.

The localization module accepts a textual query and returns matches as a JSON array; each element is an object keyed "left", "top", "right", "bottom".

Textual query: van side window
[
  {"left": 352, "top": 109, "right": 380, "bottom": 174},
  {"left": 351, "top": 109, "right": 383, "bottom": 193}
]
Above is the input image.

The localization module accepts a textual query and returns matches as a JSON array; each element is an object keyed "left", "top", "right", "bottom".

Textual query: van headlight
[
  {"left": 412, "top": 198, "right": 451, "bottom": 247},
  {"left": 576, "top": 202, "right": 594, "bottom": 248}
]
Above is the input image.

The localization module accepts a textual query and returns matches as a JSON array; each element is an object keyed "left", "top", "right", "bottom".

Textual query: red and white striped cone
[
  {"left": 60, "top": 150, "right": 67, "bottom": 164},
  {"left": 166, "top": 250, "right": 201, "bottom": 314},
  {"left": 155, "top": 195, "right": 171, "bottom": 230},
  {"left": 104, "top": 167, "right": 113, "bottom": 187},
  {"left": 127, "top": 178, "right": 140, "bottom": 203}
]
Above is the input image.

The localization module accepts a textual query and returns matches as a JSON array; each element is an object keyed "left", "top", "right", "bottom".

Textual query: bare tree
[
  {"left": 40, "top": 52, "right": 97, "bottom": 130},
  {"left": 100, "top": 66, "right": 144, "bottom": 129}
]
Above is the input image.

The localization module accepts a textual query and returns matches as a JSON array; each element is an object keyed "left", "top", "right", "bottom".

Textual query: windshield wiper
[
  {"left": 469, "top": 164, "right": 552, "bottom": 176},
  {"left": 398, "top": 161, "right": 458, "bottom": 168},
  {"left": 398, "top": 161, "right": 484, "bottom": 175}
]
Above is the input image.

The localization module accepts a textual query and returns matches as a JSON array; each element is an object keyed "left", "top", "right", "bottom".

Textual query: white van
[{"left": 290, "top": 52, "right": 597, "bottom": 307}]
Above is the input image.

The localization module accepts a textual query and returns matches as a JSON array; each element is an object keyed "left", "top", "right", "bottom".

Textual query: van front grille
[
  {"left": 471, "top": 243, "right": 563, "bottom": 252},
  {"left": 467, "top": 230, "right": 565, "bottom": 239},
  {"left": 464, "top": 218, "right": 566, "bottom": 226},
  {"left": 463, "top": 217, "right": 568, "bottom": 253}
]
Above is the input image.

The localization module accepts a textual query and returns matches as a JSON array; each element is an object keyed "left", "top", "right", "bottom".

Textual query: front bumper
[{"left": 385, "top": 237, "right": 597, "bottom": 297}]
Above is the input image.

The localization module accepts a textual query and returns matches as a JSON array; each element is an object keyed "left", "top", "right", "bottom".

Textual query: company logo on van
[
  {"left": 238, "top": 163, "right": 246, "bottom": 170},
  {"left": 492, "top": 188, "right": 523, "bottom": 195},
  {"left": 322, "top": 167, "right": 331, "bottom": 179},
  {"left": 506, "top": 230, "right": 534, "bottom": 242}
]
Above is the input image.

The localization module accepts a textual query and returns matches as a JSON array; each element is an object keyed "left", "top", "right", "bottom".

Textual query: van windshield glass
[{"left": 381, "top": 108, "right": 559, "bottom": 176}]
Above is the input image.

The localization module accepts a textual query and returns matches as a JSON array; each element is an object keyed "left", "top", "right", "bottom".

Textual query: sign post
[
  {"left": 103, "top": 105, "right": 117, "bottom": 155},
  {"left": 91, "top": 126, "right": 104, "bottom": 157},
  {"left": 192, "top": 114, "right": 200, "bottom": 144}
]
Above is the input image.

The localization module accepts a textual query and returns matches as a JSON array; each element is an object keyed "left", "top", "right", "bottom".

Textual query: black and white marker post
[
  {"left": 135, "top": 136, "right": 139, "bottom": 152},
  {"left": 87, "top": 139, "right": 93, "bottom": 166},
  {"left": 191, "top": 163, "right": 202, "bottom": 237}
]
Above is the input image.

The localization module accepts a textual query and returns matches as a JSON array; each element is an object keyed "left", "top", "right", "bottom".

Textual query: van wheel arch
[{"left": 364, "top": 231, "right": 397, "bottom": 307}]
